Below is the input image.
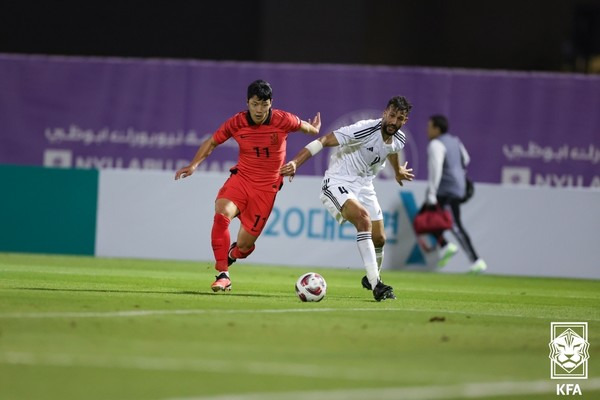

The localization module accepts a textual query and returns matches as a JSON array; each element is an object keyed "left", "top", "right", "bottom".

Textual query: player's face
[
  {"left": 381, "top": 106, "right": 409, "bottom": 136},
  {"left": 247, "top": 96, "right": 272, "bottom": 125}
]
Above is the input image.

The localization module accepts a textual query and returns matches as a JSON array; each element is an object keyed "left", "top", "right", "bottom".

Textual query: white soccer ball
[{"left": 295, "top": 272, "right": 327, "bottom": 302}]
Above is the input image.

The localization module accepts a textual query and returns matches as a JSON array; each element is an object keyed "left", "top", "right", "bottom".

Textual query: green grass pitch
[{"left": 0, "top": 252, "right": 599, "bottom": 400}]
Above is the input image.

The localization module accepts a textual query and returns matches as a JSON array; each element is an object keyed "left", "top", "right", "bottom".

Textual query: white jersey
[{"left": 325, "top": 118, "right": 406, "bottom": 183}]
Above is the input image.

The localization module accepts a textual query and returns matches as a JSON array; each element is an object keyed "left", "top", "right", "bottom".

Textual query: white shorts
[{"left": 319, "top": 177, "right": 383, "bottom": 224}]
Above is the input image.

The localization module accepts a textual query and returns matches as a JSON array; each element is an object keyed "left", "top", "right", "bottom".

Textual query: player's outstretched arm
[
  {"left": 387, "top": 153, "right": 414, "bottom": 186},
  {"left": 300, "top": 112, "right": 321, "bottom": 135},
  {"left": 280, "top": 132, "right": 338, "bottom": 181},
  {"left": 174, "top": 137, "right": 219, "bottom": 180}
]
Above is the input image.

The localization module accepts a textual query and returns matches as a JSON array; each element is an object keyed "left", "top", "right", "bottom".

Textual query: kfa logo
[
  {"left": 549, "top": 322, "right": 589, "bottom": 379},
  {"left": 549, "top": 322, "right": 589, "bottom": 396}
]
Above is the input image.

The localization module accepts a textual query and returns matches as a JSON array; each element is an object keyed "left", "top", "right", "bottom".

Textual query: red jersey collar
[{"left": 245, "top": 108, "right": 272, "bottom": 126}]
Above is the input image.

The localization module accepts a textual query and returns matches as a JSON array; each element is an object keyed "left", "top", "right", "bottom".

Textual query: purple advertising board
[{"left": 1, "top": 53, "right": 599, "bottom": 187}]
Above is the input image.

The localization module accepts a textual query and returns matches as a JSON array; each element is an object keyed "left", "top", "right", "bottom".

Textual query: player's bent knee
[{"left": 353, "top": 215, "right": 372, "bottom": 232}]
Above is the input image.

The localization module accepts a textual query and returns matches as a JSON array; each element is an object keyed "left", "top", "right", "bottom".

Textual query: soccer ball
[{"left": 295, "top": 272, "right": 327, "bottom": 302}]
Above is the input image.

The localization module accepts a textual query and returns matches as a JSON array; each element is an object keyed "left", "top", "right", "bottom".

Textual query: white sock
[
  {"left": 356, "top": 232, "right": 379, "bottom": 289},
  {"left": 375, "top": 246, "right": 384, "bottom": 272},
  {"left": 219, "top": 271, "right": 229, "bottom": 278}
]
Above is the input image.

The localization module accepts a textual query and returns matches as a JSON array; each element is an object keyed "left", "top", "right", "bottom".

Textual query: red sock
[
  {"left": 231, "top": 244, "right": 256, "bottom": 260},
  {"left": 211, "top": 214, "right": 230, "bottom": 272}
]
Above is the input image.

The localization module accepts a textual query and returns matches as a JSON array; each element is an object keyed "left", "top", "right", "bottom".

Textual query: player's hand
[
  {"left": 308, "top": 112, "right": 321, "bottom": 133},
  {"left": 280, "top": 160, "right": 297, "bottom": 182},
  {"left": 395, "top": 161, "right": 414, "bottom": 186},
  {"left": 175, "top": 165, "right": 196, "bottom": 180}
]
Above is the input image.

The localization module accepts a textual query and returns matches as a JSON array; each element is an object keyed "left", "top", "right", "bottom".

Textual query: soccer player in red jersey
[{"left": 175, "top": 80, "right": 321, "bottom": 292}]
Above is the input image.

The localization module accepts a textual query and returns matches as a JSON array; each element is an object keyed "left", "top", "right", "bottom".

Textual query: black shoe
[
  {"left": 227, "top": 242, "right": 237, "bottom": 266},
  {"left": 373, "top": 281, "right": 396, "bottom": 302},
  {"left": 361, "top": 275, "right": 372, "bottom": 290}
]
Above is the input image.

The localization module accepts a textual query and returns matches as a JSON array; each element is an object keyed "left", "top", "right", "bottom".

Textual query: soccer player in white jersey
[{"left": 280, "top": 96, "right": 414, "bottom": 301}]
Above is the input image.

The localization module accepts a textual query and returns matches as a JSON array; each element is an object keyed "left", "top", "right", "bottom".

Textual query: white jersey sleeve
[
  {"left": 426, "top": 139, "right": 446, "bottom": 204},
  {"left": 332, "top": 119, "right": 377, "bottom": 146}
]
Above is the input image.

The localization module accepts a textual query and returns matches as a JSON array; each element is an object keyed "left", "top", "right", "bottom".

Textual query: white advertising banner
[{"left": 96, "top": 170, "right": 600, "bottom": 279}]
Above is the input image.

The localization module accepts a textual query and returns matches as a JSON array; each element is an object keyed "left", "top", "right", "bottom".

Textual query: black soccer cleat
[
  {"left": 361, "top": 275, "right": 372, "bottom": 290},
  {"left": 373, "top": 281, "right": 396, "bottom": 302},
  {"left": 227, "top": 242, "right": 237, "bottom": 266}
]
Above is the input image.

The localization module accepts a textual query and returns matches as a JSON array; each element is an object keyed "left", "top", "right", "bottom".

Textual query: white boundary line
[
  {"left": 0, "top": 308, "right": 379, "bottom": 319},
  {"left": 0, "top": 351, "right": 429, "bottom": 383},
  {"left": 168, "top": 379, "right": 600, "bottom": 400},
  {"left": 0, "top": 307, "right": 598, "bottom": 321},
  {"left": 3, "top": 351, "right": 599, "bottom": 399}
]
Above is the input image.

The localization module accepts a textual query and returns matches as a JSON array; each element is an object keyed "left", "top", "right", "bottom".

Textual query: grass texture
[{"left": 0, "top": 253, "right": 598, "bottom": 400}]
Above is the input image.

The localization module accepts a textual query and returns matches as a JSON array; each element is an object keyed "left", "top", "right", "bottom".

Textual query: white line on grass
[
  {"left": 5, "top": 351, "right": 599, "bottom": 398},
  {"left": 0, "top": 351, "right": 412, "bottom": 383},
  {"left": 0, "top": 307, "right": 598, "bottom": 321},
  {"left": 0, "top": 308, "right": 373, "bottom": 319},
  {"left": 167, "top": 378, "right": 600, "bottom": 400}
]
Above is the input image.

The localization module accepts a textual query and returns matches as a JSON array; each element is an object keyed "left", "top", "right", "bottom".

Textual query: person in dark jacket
[{"left": 425, "top": 115, "right": 486, "bottom": 273}]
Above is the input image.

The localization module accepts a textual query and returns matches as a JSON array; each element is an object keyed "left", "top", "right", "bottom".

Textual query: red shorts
[{"left": 216, "top": 173, "right": 280, "bottom": 237}]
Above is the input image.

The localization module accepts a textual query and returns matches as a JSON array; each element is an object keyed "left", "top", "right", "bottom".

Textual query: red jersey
[{"left": 212, "top": 109, "right": 302, "bottom": 192}]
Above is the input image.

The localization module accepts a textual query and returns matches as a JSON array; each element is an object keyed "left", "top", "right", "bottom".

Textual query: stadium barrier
[
  {"left": 0, "top": 165, "right": 97, "bottom": 255},
  {"left": 1, "top": 165, "right": 598, "bottom": 279}
]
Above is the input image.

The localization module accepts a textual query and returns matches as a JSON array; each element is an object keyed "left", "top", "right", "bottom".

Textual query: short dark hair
[
  {"left": 247, "top": 80, "right": 273, "bottom": 101},
  {"left": 429, "top": 115, "right": 448, "bottom": 133},
  {"left": 386, "top": 96, "right": 412, "bottom": 113}
]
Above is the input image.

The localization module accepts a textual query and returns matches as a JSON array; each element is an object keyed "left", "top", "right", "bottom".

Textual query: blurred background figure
[{"left": 424, "top": 115, "right": 487, "bottom": 273}]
